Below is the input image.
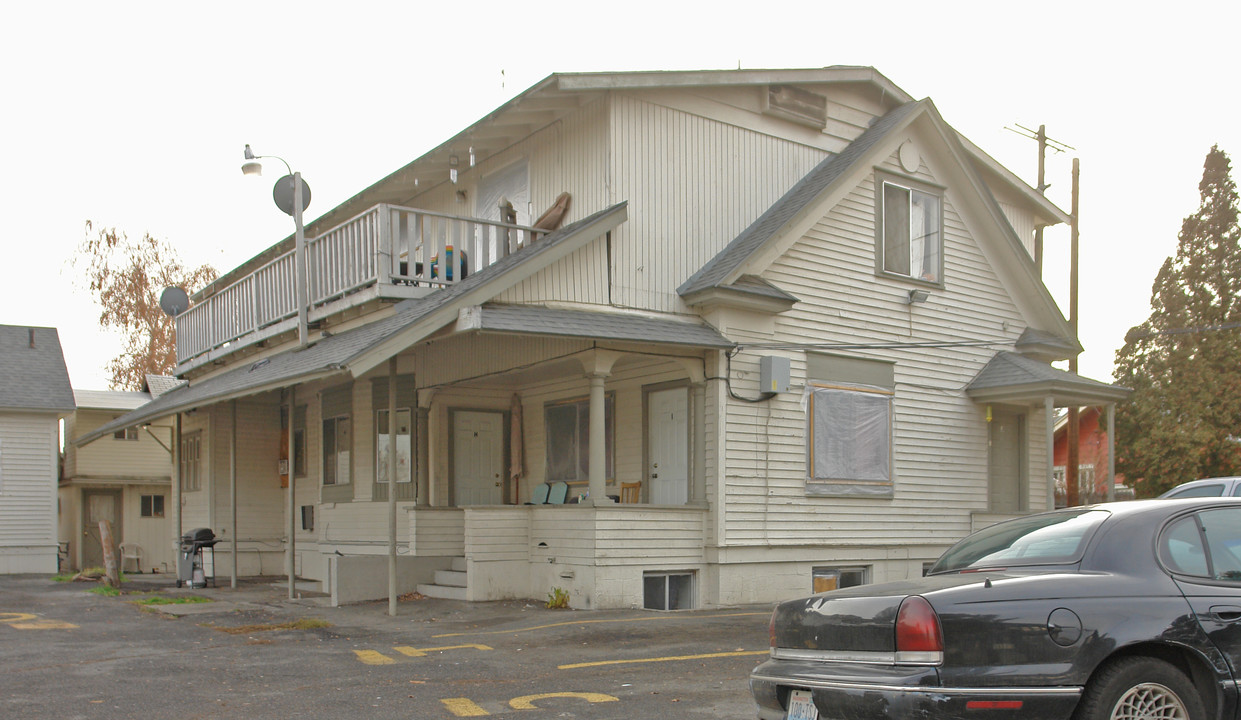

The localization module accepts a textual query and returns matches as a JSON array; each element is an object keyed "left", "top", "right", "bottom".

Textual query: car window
[
  {"left": 931, "top": 509, "right": 1108, "bottom": 573},
  {"left": 1199, "top": 509, "right": 1241, "bottom": 581},
  {"left": 1167, "top": 484, "right": 1225, "bottom": 498},
  {"left": 1231, "top": 484, "right": 1241, "bottom": 497},
  {"left": 1161, "top": 517, "right": 1209, "bottom": 576}
]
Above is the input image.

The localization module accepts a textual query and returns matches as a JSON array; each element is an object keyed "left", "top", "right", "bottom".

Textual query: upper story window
[
  {"left": 113, "top": 419, "right": 138, "bottom": 441},
  {"left": 879, "top": 178, "right": 942, "bottom": 284}
]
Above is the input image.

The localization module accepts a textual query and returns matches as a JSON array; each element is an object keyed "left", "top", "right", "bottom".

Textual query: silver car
[{"left": 1159, "top": 476, "right": 1241, "bottom": 498}]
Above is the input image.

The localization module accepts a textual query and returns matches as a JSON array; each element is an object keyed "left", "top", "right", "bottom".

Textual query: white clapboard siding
[
  {"left": 0, "top": 414, "right": 59, "bottom": 569},
  {"left": 530, "top": 508, "right": 596, "bottom": 562},
  {"left": 594, "top": 507, "right": 704, "bottom": 565},
  {"left": 464, "top": 508, "right": 529, "bottom": 562},
  {"left": 411, "top": 508, "right": 465, "bottom": 557},
  {"left": 69, "top": 411, "right": 172, "bottom": 478},
  {"left": 120, "top": 485, "right": 172, "bottom": 571},
  {"left": 719, "top": 147, "right": 1049, "bottom": 549}
]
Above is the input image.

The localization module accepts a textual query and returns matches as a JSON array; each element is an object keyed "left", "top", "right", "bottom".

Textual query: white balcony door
[
  {"left": 454, "top": 411, "right": 504, "bottom": 506},
  {"left": 648, "top": 388, "right": 688, "bottom": 505}
]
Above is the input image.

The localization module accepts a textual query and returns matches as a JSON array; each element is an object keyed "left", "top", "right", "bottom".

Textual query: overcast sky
[{"left": 3, "top": 1, "right": 1238, "bottom": 390}]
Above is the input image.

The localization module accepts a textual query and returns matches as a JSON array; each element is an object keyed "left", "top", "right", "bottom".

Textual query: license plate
[{"left": 786, "top": 689, "right": 818, "bottom": 720}]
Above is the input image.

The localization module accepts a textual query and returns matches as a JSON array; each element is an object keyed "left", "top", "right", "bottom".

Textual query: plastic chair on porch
[
  {"left": 547, "top": 481, "right": 569, "bottom": 505},
  {"left": 526, "top": 483, "right": 551, "bottom": 505},
  {"left": 119, "top": 543, "right": 143, "bottom": 573},
  {"left": 620, "top": 482, "right": 641, "bottom": 504}
]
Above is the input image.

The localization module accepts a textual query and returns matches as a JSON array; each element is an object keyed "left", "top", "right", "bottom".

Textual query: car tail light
[{"left": 895, "top": 596, "right": 943, "bottom": 662}]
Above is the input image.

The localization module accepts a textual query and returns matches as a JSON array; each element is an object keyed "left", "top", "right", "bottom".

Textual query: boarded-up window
[{"left": 805, "top": 354, "right": 894, "bottom": 498}]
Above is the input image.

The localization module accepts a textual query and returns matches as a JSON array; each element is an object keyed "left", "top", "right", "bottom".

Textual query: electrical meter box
[{"left": 759, "top": 356, "right": 790, "bottom": 394}]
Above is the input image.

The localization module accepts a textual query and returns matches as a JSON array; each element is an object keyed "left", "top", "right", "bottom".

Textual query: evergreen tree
[{"left": 1114, "top": 146, "right": 1241, "bottom": 497}]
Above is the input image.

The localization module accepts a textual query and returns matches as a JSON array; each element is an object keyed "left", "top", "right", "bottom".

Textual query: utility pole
[
  {"left": 1005, "top": 124, "right": 1073, "bottom": 276},
  {"left": 1066, "top": 158, "right": 1081, "bottom": 507}
]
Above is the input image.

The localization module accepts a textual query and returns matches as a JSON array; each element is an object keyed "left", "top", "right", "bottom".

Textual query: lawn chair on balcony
[
  {"left": 620, "top": 482, "right": 641, "bottom": 503},
  {"left": 547, "top": 481, "right": 569, "bottom": 505}
]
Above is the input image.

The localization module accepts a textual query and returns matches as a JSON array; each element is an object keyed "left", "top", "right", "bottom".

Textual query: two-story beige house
[
  {"left": 79, "top": 67, "right": 1127, "bottom": 608},
  {"left": 60, "top": 379, "right": 178, "bottom": 572}
]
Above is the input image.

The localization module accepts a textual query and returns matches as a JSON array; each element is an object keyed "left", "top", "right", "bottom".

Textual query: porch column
[
  {"left": 1106, "top": 403, "right": 1117, "bottom": 502},
  {"left": 1044, "top": 396, "right": 1055, "bottom": 511},
  {"left": 173, "top": 413, "right": 182, "bottom": 568},
  {"left": 417, "top": 390, "right": 433, "bottom": 506},
  {"left": 387, "top": 358, "right": 398, "bottom": 617},
  {"left": 287, "top": 386, "right": 297, "bottom": 600},
  {"left": 230, "top": 401, "right": 238, "bottom": 589},
  {"left": 588, "top": 372, "right": 609, "bottom": 504},
  {"left": 692, "top": 381, "right": 706, "bottom": 504}
]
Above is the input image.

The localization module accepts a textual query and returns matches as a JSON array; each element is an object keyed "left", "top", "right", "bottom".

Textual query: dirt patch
[{"left": 210, "top": 618, "right": 332, "bottom": 635}]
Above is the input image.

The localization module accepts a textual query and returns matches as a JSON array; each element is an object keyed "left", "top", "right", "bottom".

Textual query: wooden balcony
[{"left": 176, "top": 205, "right": 545, "bottom": 372}]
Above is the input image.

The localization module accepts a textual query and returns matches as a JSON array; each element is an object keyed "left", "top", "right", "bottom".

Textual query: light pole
[{"left": 242, "top": 144, "right": 312, "bottom": 348}]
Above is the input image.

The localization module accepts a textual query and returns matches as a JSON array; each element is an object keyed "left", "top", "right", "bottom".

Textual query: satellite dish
[
  {"left": 273, "top": 174, "right": 312, "bottom": 217},
  {"left": 160, "top": 287, "right": 189, "bottom": 317}
]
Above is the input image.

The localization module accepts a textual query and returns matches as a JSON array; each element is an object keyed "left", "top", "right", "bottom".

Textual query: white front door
[
  {"left": 648, "top": 388, "right": 689, "bottom": 505},
  {"left": 454, "top": 411, "right": 504, "bottom": 506}
]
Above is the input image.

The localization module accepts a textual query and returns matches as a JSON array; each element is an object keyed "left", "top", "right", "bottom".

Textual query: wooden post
[
  {"left": 1034, "top": 124, "right": 1047, "bottom": 276},
  {"left": 99, "top": 520, "right": 119, "bottom": 588},
  {"left": 1066, "top": 158, "right": 1081, "bottom": 506}
]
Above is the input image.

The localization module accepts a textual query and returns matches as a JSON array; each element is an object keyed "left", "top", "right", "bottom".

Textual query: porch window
[
  {"left": 375, "top": 408, "right": 413, "bottom": 484},
  {"left": 879, "top": 179, "right": 941, "bottom": 284},
  {"left": 545, "top": 395, "right": 613, "bottom": 483},
  {"left": 180, "top": 432, "right": 201, "bottom": 492},
  {"left": 805, "top": 353, "right": 895, "bottom": 498},
  {"left": 322, "top": 416, "right": 352, "bottom": 486},
  {"left": 140, "top": 494, "right": 165, "bottom": 518}
]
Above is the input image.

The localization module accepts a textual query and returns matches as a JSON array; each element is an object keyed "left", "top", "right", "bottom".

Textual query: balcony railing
[{"left": 176, "top": 204, "right": 545, "bottom": 365}]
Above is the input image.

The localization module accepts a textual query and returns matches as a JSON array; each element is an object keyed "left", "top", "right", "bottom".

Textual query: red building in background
[{"left": 1053, "top": 407, "right": 1130, "bottom": 506}]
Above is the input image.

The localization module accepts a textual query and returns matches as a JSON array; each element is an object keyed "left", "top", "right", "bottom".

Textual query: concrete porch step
[
  {"left": 416, "top": 582, "right": 467, "bottom": 601},
  {"left": 434, "top": 569, "right": 467, "bottom": 587},
  {"left": 451, "top": 557, "right": 467, "bottom": 573}
]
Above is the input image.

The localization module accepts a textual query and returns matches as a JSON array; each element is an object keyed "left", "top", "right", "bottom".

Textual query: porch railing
[{"left": 176, "top": 205, "right": 546, "bottom": 363}]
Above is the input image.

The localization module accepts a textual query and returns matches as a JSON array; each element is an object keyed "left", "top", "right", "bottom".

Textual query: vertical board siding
[
  {"left": 609, "top": 94, "right": 828, "bottom": 313},
  {"left": 720, "top": 146, "right": 1044, "bottom": 550}
]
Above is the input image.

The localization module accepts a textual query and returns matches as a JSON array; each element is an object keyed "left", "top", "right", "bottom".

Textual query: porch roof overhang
[
  {"left": 75, "top": 203, "right": 629, "bottom": 447},
  {"left": 965, "top": 351, "right": 1131, "bottom": 407},
  {"left": 457, "top": 304, "right": 734, "bottom": 349}
]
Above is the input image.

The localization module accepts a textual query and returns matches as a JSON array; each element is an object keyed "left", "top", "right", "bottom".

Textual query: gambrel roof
[
  {"left": 0, "top": 326, "right": 75, "bottom": 413},
  {"left": 680, "top": 97, "right": 1080, "bottom": 358}
]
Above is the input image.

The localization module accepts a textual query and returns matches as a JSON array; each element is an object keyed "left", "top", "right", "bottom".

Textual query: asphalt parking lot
[{"left": 0, "top": 574, "right": 771, "bottom": 719}]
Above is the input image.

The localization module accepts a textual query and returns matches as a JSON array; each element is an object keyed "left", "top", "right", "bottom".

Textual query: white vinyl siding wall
[{"left": 0, "top": 413, "right": 59, "bottom": 572}]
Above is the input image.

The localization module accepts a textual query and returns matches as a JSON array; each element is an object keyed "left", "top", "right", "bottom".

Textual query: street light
[{"left": 242, "top": 144, "right": 312, "bottom": 347}]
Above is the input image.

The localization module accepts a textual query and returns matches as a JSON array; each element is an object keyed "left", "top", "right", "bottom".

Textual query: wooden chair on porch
[{"left": 620, "top": 482, "right": 641, "bottom": 504}]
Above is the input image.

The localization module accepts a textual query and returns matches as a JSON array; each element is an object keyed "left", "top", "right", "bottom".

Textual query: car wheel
[{"left": 1074, "top": 656, "right": 1204, "bottom": 720}]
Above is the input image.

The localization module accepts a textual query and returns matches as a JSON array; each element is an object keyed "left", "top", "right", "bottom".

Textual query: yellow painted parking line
[
  {"left": 559, "top": 649, "right": 768, "bottom": 670},
  {"left": 352, "top": 649, "right": 395, "bottom": 665},
  {"left": 393, "top": 643, "right": 492, "bottom": 657},
  {"left": 441, "top": 697, "right": 490, "bottom": 717},
  {"left": 432, "top": 611, "right": 768, "bottom": 638},
  {"left": 509, "top": 692, "right": 617, "bottom": 709},
  {"left": 0, "top": 612, "right": 77, "bottom": 630}
]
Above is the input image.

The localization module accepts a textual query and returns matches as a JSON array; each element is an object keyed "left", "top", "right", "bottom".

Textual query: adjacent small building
[
  {"left": 60, "top": 378, "right": 178, "bottom": 573},
  {"left": 0, "top": 325, "right": 74, "bottom": 573}
]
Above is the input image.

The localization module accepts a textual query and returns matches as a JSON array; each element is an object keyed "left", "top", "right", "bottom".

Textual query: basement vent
[
  {"left": 643, "top": 571, "right": 694, "bottom": 611},
  {"left": 762, "top": 85, "right": 828, "bottom": 128}
]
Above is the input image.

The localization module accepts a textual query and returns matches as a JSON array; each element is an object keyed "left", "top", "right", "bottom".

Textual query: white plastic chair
[{"left": 119, "top": 543, "right": 143, "bottom": 573}]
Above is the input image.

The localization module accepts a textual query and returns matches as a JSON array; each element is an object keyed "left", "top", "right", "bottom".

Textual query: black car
[{"left": 750, "top": 499, "right": 1241, "bottom": 720}]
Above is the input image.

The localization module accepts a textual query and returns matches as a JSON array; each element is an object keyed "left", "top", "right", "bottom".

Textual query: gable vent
[{"left": 762, "top": 85, "right": 827, "bottom": 128}]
